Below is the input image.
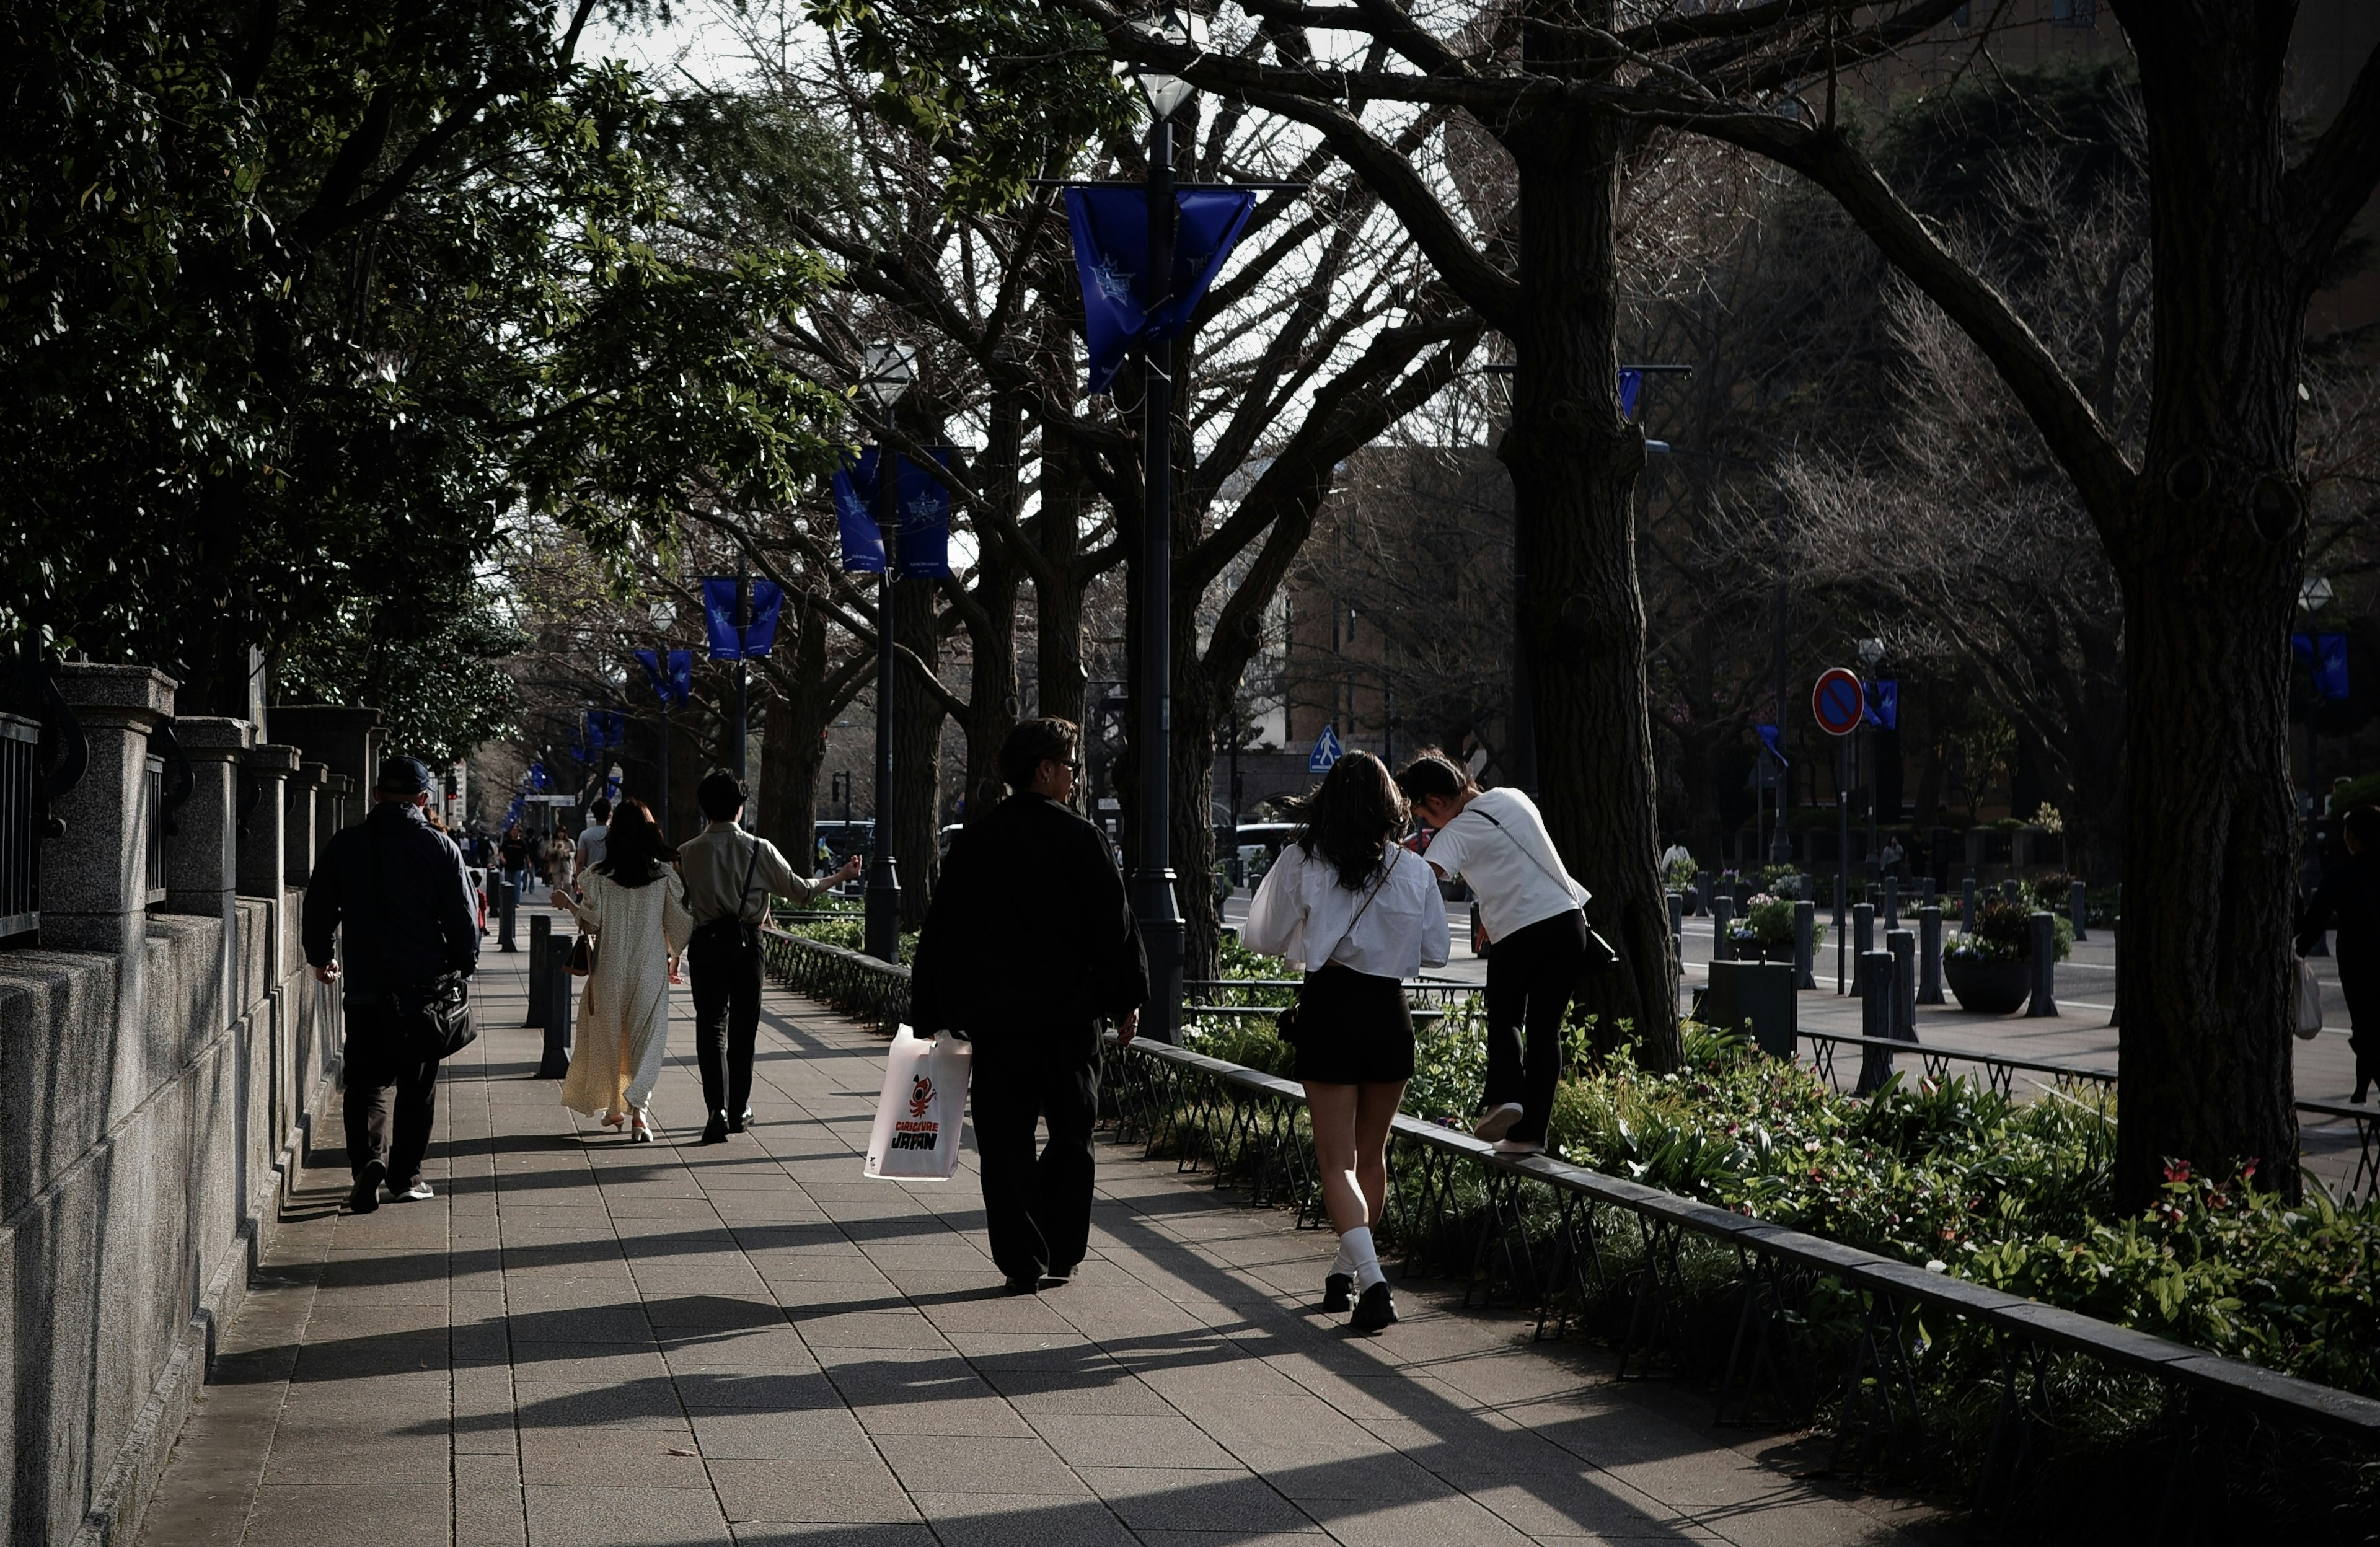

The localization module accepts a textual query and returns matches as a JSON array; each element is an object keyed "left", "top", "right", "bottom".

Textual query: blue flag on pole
[
  {"left": 1755, "top": 723, "right": 1789, "bottom": 767},
  {"left": 745, "top": 580, "right": 783, "bottom": 658},
  {"left": 832, "top": 449, "right": 954, "bottom": 579},
  {"left": 703, "top": 578, "right": 741, "bottom": 659},
  {"left": 1619, "top": 369, "right": 1643, "bottom": 419},
  {"left": 2293, "top": 631, "right": 2351, "bottom": 700},
  {"left": 633, "top": 649, "right": 694, "bottom": 705},
  {"left": 1064, "top": 186, "right": 1258, "bottom": 394},
  {"left": 1864, "top": 679, "right": 1899, "bottom": 730}
]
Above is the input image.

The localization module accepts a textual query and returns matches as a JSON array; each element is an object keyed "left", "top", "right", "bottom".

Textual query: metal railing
[
  {"left": 757, "top": 938, "right": 2380, "bottom": 1524},
  {"left": 0, "top": 713, "right": 37, "bottom": 938}
]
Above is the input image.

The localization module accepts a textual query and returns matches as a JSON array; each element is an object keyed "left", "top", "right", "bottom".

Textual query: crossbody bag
[
  {"left": 1472, "top": 809, "right": 1623, "bottom": 972},
  {"left": 366, "top": 824, "right": 479, "bottom": 1061},
  {"left": 1276, "top": 847, "right": 1401, "bottom": 1045},
  {"left": 692, "top": 832, "right": 766, "bottom": 950}
]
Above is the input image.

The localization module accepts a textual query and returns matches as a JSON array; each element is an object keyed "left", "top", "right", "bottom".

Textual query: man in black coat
[
  {"left": 911, "top": 718, "right": 1148, "bottom": 1292},
  {"left": 305, "top": 756, "right": 482, "bottom": 1212},
  {"left": 2301, "top": 804, "right": 2380, "bottom": 1103}
]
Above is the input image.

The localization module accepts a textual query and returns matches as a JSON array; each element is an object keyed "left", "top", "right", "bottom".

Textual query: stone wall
[{"left": 0, "top": 666, "right": 343, "bottom": 1545}]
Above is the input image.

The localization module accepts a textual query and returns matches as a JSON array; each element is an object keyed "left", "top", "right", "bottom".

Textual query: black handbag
[{"left": 366, "top": 824, "right": 481, "bottom": 1061}]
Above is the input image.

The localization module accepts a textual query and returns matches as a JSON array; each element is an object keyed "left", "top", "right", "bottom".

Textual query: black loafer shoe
[
  {"left": 1002, "top": 1275, "right": 1043, "bottom": 1296},
  {"left": 1320, "top": 1272, "right": 1353, "bottom": 1313},
  {"left": 348, "top": 1161, "right": 386, "bottom": 1215},
  {"left": 1041, "top": 1263, "right": 1078, "bottom": 1287},
  {"left": 726, "top": 1109, "right": 751, "bottom": 1134},
  {"left": 699, "top": 1112, "right": 729, "bottom": 1145},
  {"left": 1350, "top": 1280, "right": 1398, "bottom": 1333}
]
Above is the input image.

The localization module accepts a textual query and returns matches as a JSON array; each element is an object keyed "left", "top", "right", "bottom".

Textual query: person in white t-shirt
[
  {"left": 573, "top": 796, "right": 613, "bottom": 881},
  {"left": 1242, "top": 752, "right": 1448, "bottom": 1334},
  {"left": 1395, "top": 751, "right": 1591, "bottom": 1156}
]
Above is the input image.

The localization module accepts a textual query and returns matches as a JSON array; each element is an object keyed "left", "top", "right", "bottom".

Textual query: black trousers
[
  {"left": 1483, "top": 910, "right": 1589, "bottom": 1144},
  {"left": 969, "top": 1040, "right": 1099, "bottom": 1282},
  {"left": 689, "top": 928, "right": 764, "bottom": 1117},
  {"left": 343, "top": 1003, "right": 439, "bottom": 1186}
]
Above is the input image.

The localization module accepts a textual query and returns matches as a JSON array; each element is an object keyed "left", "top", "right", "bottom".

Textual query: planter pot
[{"left": 1944, "top": 954, "right": 2030, "bottom": 1015}]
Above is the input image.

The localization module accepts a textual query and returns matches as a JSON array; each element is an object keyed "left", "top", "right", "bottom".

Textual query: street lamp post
[
  {"left": 860, "top": 340, "right": 918, "bottom": 963},
  {"left": 1122, "top": 5, "right": 1205, "bottom": 1042},
  {"left": 650, "top": 599, "right": 677, "bottom": 834},
  {"left": 731, "top": 560, "right": 749, "bottom": 786},
  {"left": 1858, "top": 637, "right": 1885, "bottom": 887}
]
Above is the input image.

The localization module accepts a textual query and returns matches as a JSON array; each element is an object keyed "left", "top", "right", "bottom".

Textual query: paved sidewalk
[{"left": 136, "top": 911, "right": 1940, "bottom": 1547}]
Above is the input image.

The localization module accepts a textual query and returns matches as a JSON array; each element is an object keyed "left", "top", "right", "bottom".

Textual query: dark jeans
[
  {"left": 969, "top": 1041, "right": 1099, "bottom": 1282},
  {"left": 1483, "top": 910, "right": 1589, "bottom": 1143},
  {"left": 688, "top": 928, "right": 764, "bottom": 1117},
  {"left": 343, "top": 1003, "right": 439, "bottom": 1186}
]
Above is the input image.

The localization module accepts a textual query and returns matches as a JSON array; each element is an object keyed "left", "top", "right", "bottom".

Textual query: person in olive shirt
[
  {"left": 679, "top": 771, "right": 862, "bottom": 1143},
  {"left": 910, "top": 718, "right": 1148, "bottom": 1294}
]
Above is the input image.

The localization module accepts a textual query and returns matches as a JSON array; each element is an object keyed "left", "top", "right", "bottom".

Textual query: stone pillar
[
  {"left": 239, "top": 747, "right": 298, "bottom": 902},
  {"left": 1792, "top": 899, "right": 1816, "bottom": 991},
  {"left": 265, "top": 705, "right": 384, "bottom": 828},
  {"left": 2027, "top": 912, "right": 2059, "bottom": 1018},
  {"left": 164, "top": 717, "right": 252, "bottom": 1030},
  {"left": 320, "top": 774, "right": 353, "bottom": 860},
  {"left": 1917, "top": 905, "right": 1946, "bottom": 1006},
  {"left": 40, "top": 664, "right": 175, "bottom": 955},
  {"left": 284, "top": 762, "right": 325, "bottom": 887}
]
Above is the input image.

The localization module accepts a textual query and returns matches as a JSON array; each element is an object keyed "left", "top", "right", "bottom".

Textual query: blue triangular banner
[
  {"left": 833, "top": 448, "right": 954, "bottom": 580},
  {"left": 745, "top": 580, "right": 784, "bottom": 659},
  {"left": 1064, "top": 186, "right": 1257, "bottom": 394},
  {"left": 703, "top": 578, "right": 741, "bottom": 660}
]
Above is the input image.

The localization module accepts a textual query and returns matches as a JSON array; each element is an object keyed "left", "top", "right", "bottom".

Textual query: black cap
[{"left": 376, "top": 756, "right": 436, "bottom": 796}]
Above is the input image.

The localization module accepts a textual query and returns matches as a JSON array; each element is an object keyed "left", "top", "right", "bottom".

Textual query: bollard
[
  {"left": 1711, "top": 895, "right": 1735, "bottom": 962},
  {"left": 1667, "top": 891, "right": 1684, "bottom": 957},
  {"left": 2069, "top": 879, "right": 2089, "bottom": 943},
  {"left": 1851, "top": 902, "right": 1875, "bottom": 995},
  {"left": 2002, "top": 879, "right": 2024, "bottom": 907},
  {"left": 2107, "top": 914, "right": 2121, "bottom": 1028},
  {"left": 1961, "top": 875, "right": 1977, "bottom": 935},
  {"left": 1884, "top": 876, "right": 1900, "bottom": 932},
  {"left": 1856, "top": 950, "right": 1897, "bottom": 1093},
  {"left": 498, "top": 870, "right": 518, "bottom": 951},
  {"left": 527, "top": 914, "right": 551, "bottom": 1026},
  {"left": 1916, "top": 904, "right": 1945, "bottom": 1005},
  {"left": 1919, "top": 874, "right": 1935, "bottom": 912},
  {"left": 1694, "top": 870, "right": 1711, "bottom": 917},
  {"left": 1734, "top": 876, "right": 1753, "bottom": 912},
  {"left": 2026, "top": 911, "right": 2059, "bottom": 1018},
  {"left": 1888, "top": 928, "right": 1916, "bottom": 1044},
  {"left": 540, "top": 955, "right": 575, "bottom": 1077},
  {"left": 1792, "top": 899, "right": 1817, "bottom": 990}
]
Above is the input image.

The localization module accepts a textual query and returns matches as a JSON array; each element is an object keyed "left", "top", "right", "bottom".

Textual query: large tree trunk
[
  {"left": 1500, "top": 40, "right": 1680, "bottom": 1068},
  {"left": 756, "top": 600, "right": 831, "bottom": 872},
  {"left": 892, "top": 576, "right": 944, "bottom": 928},
  {"left": 1036, "top": 426, "right": 1092, "bottom": 734},
  {"left": 961, "top": 544, "right": 1021, "bottom": 828},
  {"left": 2107, "top": 6, "right": 2312, "bottom": 1207},
  {"left": 1173, "top": 602, "right": 1222, "bottom": 988}
]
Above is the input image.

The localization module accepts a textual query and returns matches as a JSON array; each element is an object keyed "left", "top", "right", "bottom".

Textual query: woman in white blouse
[{"left": 1242, "top": 752, "right": 1448, "bottom": 1333}]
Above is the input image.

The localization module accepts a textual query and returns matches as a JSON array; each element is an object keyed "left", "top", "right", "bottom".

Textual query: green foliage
[
  {"left": 1947, "top": 897, "right": 2074, "bottom": 963},
  {"left": 2, "top": 1, "right": 847, "bottom": 715},
  {"left": 2327, "top": 772, "right": 2380, "bottom": 817},
  {"left": 279, "top": 578, "right": 527, "bottom": 764},
  {"left": 1662, "top": 855, "right": 1698, "bottom": 891}
]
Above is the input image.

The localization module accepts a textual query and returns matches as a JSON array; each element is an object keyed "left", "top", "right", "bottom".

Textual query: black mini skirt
[{"left": 1287, "top": 961, "right": 1416, "bottom": 1085}]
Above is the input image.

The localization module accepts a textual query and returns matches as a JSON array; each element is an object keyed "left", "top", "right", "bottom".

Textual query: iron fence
[
  {"left": 760, "top": 927, "right": 909, "bottom": 1032},
  {"left": 0, "top": 712, "right": 37, "bottom": 939}
]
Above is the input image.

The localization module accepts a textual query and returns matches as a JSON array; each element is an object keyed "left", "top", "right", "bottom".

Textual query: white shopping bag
[
  {"left": 863, "top": 1025, "right": 972, "bottom": 1180},
  {"left": 2294, "top": 957, "right": 2325, "bottom": 1041}
]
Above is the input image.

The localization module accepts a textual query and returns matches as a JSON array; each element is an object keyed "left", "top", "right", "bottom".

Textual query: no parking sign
[{"left": 1812, "top": 667, "right": 1864, "bottom": 738}]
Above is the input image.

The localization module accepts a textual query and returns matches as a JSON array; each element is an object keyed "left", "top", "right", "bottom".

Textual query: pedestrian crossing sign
[{"left": 1308, "top": 724, "right": 1343, "bottom": 773}]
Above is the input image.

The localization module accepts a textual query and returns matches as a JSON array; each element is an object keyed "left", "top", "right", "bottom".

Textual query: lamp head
[
  {"left": 649, "top": 598, "right": 676, "bottom": 631},
  {"left": 858, "top": 341, "right": 917, "bottom": 410},
  {"left": 2301, "top": 575, "right": 2335, "bottom": 612},
  {"left": 1857, "top": 637, "right": 1885, "bottom": 668},
  {"left": 1124, "top": 6, "right": 1207, "bottom": 119}
]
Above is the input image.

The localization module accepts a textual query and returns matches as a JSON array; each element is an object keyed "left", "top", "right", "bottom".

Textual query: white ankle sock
[
  {"left": 1329, "top": 1238, "right": 1355, "bottom": 1277},
  {"left": 1341, "top": 1226, "right": 1385, "bottom": 1290}
]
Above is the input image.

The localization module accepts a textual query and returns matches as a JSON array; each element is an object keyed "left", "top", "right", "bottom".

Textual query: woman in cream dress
[{"left": 550, "top": 798, "right": 693, "bottom": 1140}]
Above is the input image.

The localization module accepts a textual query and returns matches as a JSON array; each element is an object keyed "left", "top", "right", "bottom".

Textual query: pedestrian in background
[
  {"left": 496, "top": 823, "right": 530, "bottom": 951},
  {"left": 1242, "top": 752, "right": 1447, "bottom": 1333},
  {"left": 303, "top": 756, "right": 482, "bottom": 1212},
  {"left": 911, "top": 718, "right": 1148, "bottom": 1294},
  {"left": 2300, "top": 804, "right": 2380, "bottom": 1103},
  {"left": 551, "top": 799, "right": 692, "bottom": 1140},
  {"left": 575, "top": 796, "right": 612, "bottom": 880},
  {"left": 679, "top": 771, "right": 861, "bottom": 1143},
  {"left": 1395, "top": 751, "right": 1593, "bottom": 1158}
]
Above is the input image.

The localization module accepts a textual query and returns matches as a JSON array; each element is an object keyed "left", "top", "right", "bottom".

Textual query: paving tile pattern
[{"left": 136, "top": 913, "right": 1941, "bottom": 1547}]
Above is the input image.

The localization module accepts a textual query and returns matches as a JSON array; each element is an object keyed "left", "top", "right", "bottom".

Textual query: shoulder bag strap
[
  {"left": 1313, "top": 847, "right": 1400, "bottom": 967},
  {"left": 1475, "top": 809, "right": 1580, "bottom": 900}
]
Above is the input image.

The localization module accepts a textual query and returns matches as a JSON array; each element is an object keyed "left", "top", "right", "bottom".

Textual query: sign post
[{"left": 1813, "top": 668, "right": 1864, "bottom": 995}]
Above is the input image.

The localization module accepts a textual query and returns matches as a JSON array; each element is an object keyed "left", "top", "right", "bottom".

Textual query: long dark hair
[
  {"left": 1289, "top": 752, "right": 1409, "bottom": 891},
  {"left": 596, "top": 798, "right": 677, "bottom": 887}
]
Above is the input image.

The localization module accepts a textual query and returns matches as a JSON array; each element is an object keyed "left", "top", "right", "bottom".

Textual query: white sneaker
[
  {"left": 1473, "top": 1103, "right": 1525, "bottom": 1142},
  {"left": 392, "top": 1179, "right": 435, "bottom": 1202},
  {"left": 1492, "top": 1139, "right": 1545, "bottom": 1157}
]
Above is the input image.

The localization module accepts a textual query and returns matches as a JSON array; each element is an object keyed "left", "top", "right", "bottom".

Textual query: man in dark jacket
[
  {"left": 911, "top": 718, "right": 1147, "bottom": 1292},
  {"left": 2301, "top": 804, "right": 2380, "bottom": 1102},
  {"left": 305, "top": 756, "right": 482, "bottom": 1212}
]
